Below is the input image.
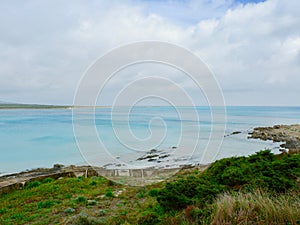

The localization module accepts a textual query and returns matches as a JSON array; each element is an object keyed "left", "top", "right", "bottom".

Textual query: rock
[
  {"left": 279, "top": 148, "right": 288, "bottom": 154},
  {"left": 148, "top": 158, "right": 157, "bottom": 162},
  {"left": 249, "top": 124, "right": 300, "bottom": 152},
  {"left": 159, "top": 154, "right": 169, "bottom": 159},
  {"left": 65, "top": 207, "right": 75, "bottom": 213},
  {"left": 225, "top": 131, "right": 242, "bottom": 137},
  {"left": 150, "top": 149, "right": 157, "bottom": 153},
  {"left": 137, "top": 154, "right": 159, "bottom": 161},
  {"left": 53, "top": 164, "right": 64, "bottom": 169},
  {"left": 87, "top": 200, "right": 97, "bottom": 205}
]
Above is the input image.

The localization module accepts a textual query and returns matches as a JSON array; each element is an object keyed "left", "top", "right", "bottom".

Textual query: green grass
[{"left": 0, "top": 150, "right": 299, "bottom": 224}]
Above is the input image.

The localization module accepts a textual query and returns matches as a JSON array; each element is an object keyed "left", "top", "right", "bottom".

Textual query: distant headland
[{"left": 0, "top": 102, "right": 71, "bottom": 109}]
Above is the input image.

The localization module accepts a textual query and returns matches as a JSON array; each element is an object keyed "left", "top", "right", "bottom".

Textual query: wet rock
[
  {"left": 148, "top": 158, "right": 157, "bottom": 162},
  {"left": 137, "top": 154, "right": 159, "bottom": 161},
  {"left": 225, "top": 131, "right": 242, "bottom": 137},
  {"left": 159, "top": 154, "right": 170, "bottom": 159},
  {"left": 249, "top": 124, "right": 300, "bottom": 152},
  {"left": 150, "top": 149, "right": 157, "bottom": 153}
]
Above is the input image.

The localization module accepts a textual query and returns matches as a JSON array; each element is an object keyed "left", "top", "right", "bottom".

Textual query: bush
[
  {"left": 0, "top": 207, "right": 8, "bottom": 214},
  {"left": 157, "top": 176, "right": 202, "bottom": 210},
  {"left": 26, "top": 181, "right": 41, "bottom": 189},
  {"left": 148, "top": 188, "right": 159, "bottom": 197},
  {"left": 76, "top": 196, "right": 87, "bottom": 204},
  {"left": 205, "top": 149, "right": 300, "bottom": 192},
  {"left": 137, "top": 210, "right": 160, "bottom": 225},
  {"left": 90, "top": 180, "right": 97, "bottom": 186},
  {"left": 189, "top": 206, "right": 214, "bottom": 223},
  {"left": 37, "top": 200, "right": 55, "bottom": 209},
  {"left": 42, "top": 178, "right": 54, "bottom": 183},
  {"left": 157, "top": 176, "right": 225, "bottom": 210},
  {"left": 157, "top": 150, "right": 300, "bottom": 210},
  {"left": 105, "top": 189, "right": 114, "bottom": 198}
]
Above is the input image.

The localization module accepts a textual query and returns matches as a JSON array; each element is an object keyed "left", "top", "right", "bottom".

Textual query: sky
[{"left": 0, "top": 0, "right": 299, "bottom": 106}]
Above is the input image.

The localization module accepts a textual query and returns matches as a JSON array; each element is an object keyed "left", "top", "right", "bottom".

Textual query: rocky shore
[
  {"left": 0, "top": 163, "right": 202, "bottom": 194},
  {"left": 0, "top": 165, "right": 96, "bottom": 194},
  {"left": 248, "top": 124, "right": 300, "bottom": 152}
]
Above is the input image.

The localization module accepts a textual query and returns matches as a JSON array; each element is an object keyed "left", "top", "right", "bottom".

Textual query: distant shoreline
[
  {"left": 0, "top": 104, "right": 71, "bottom": 110},
  {"left": 0, "top": 104, "right": 116, "bottom": 110}
]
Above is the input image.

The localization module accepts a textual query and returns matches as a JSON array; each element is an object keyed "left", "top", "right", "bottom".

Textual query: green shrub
[
  {"left": 97, "top": 177, "right": 104, "bottom": 183},
  {"left": 205, "top": 149, "right": 300, "bottom": 192},
  {"left": 26, "top": 181, "right": 41, "bottom": 189},
  {"left": 65, "top": 193, "right": 72, "bottom": 199},
  {"left": 189, "top": 206, "right": 214, "bottom": 222},
  {"left": 0, "top": 207, "right": 7, "bottom": 214},
  {"left": 10, "top": 212, "right": 24, "bottom": 220},
  {"left": 148, "top": 188, "right": 159, "bottom": 197},
  {"left": 42, "top": 177, "right": 54, "bottom": 183},
  {"left": 137, "top": 210, "right": 160, "bottom": 225},
  {"left": 157, "top": 176, "right": 199, "bottom": 210},
  {"left": 157, "top": 176, "right": 225, "bottom": 210},
  {"left": 137, "top": 192, "right": 145, "bottom": 198},
  {"left": 157, "top": 150, "right": 300, "bottom": 211},
  {"left": 136, "top": 188, "right": 147, "bottom": 198},
  {"left": 105, "top": 189, "right": 114, "bottom": 198},
  {"left": 76, "top": 196, "right": 87, "bottom": 204},
  {"left": 37, "top": 200, "right": 55, "bottom": 209},
  {"left": 90, "top": 180, "right": 97, "bottom": 186}
]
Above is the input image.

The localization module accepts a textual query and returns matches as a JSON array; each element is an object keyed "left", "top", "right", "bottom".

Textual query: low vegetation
[
  {"left": 211, "top": 190, "right": 300, "bottom": 225},
  {"left": 0, "top": 150, "right": 299, "bottom": 224}
]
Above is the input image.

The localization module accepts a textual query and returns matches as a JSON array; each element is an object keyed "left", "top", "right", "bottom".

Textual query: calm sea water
[{"left": 1, "top": 106, "right": 300, "bottom": 175}]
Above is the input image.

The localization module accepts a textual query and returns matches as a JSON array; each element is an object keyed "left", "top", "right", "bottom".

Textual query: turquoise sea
[{"left": 1, "top": 106, "right": 300, "bottom": 175}]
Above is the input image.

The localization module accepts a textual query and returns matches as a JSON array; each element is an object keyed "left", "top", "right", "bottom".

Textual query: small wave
[{"left": 30, "top": 135, "right": 72, "bottom": 143}]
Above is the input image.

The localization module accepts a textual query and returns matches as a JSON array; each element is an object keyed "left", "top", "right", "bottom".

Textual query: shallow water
[{"left": 0, "top": 106, "right": 299, "bottom": 174}]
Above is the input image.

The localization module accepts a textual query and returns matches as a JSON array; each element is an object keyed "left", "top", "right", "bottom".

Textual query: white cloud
[
  {"left": 188, "top": 0, "right": 300, "bottom": 105},
  {"left": 0, "top": 0, "right": 299, "bottom": 105}
]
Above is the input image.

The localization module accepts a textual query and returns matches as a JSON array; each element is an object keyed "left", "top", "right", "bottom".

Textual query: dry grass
[{"left": 211, "top": 190, "right": 300, "bottom": 225}]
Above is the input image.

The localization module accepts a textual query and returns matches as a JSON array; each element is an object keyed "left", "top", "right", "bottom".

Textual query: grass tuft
[{"left": 211, "top": 190, "right": 300, "bottom": 225}]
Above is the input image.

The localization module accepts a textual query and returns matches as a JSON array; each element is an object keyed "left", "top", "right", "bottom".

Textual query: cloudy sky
[{"left": 0, "top": 0, "right": 299, "bottom": 106}]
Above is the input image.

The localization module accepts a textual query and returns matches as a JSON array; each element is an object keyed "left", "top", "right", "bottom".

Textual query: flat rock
[{"left": 248, "top": 124, "right": 300, "bottom": 152}]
